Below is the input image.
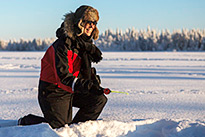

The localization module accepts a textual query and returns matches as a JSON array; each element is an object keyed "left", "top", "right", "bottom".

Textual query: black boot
[{"left": 18, "top": 114, "right": 47, "bottom": 126}]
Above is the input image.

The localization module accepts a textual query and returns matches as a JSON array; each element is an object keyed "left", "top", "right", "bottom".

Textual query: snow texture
[{"left": 0, "top": 52, "right": 204, "bottom": 137}]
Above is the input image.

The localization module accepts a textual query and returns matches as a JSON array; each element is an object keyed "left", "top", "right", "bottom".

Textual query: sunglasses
[{"left": 83, "top": 20, "right": 97, "bottom": 26}]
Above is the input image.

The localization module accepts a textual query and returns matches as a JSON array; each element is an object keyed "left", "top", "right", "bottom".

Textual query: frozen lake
[{"left": 0, "top": 51, "right": 204, "bottom": 137}]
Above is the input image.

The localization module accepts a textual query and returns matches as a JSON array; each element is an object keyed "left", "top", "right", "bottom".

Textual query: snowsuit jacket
[{"left": 39, "top": 36, "right": 97, "bottom": 95}]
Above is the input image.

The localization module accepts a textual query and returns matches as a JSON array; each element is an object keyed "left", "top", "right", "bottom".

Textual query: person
[{"left": 18, "top": 5, "right": 111, "bottom": 129}]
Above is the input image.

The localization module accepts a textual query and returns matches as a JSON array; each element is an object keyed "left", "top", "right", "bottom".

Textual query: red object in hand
[{"left": 103, "top": 88, "right": 111, "bottom": 95}]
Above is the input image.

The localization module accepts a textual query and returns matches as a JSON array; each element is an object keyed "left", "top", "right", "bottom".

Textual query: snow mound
[
  {"left": 55, "top": 119, "right": 205, "bottom": 137},
  {"left": 0, "top": 119, "right": 204, "bottom": 137}
]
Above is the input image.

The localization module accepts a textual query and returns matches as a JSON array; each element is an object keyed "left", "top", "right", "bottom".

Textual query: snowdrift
[{"left": 0, "top": 119, "right": 204, "bottom": 137}]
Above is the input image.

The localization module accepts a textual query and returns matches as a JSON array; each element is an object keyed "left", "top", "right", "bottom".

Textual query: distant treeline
[
  {"left": 0, "top": 38, "right": 55, "bottom": 51},
  {"left": 1, "top": 27, "right": 205, "bottom": 51}
]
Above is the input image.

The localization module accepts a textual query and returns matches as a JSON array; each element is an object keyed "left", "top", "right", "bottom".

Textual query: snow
[{"left": 0, "top": 51, "right": 204, "bottom": 137}]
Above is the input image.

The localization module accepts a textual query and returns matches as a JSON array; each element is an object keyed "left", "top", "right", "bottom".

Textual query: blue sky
[{"left": 0, "top": 0, "right": 204, "bottom": 40}]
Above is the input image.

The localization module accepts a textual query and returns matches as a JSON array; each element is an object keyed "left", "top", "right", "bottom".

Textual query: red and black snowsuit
[{"left": 37, "top": 28, "right": 107, "bottom": 129}]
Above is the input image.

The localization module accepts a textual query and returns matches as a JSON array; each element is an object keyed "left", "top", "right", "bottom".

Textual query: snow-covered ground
[{"left": 0, "top": 51, "right": 204, "bottom": 137}]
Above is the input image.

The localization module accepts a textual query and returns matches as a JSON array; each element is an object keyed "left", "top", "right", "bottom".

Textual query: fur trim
[{"left": 63, "top": 12, "right": 76, "bottom": 40}]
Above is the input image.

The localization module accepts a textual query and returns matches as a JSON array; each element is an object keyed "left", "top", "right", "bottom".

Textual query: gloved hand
[
  {"left": 90, "top": 84, "right": 111, "bottom": 95},
  {"left": 90, "top": 84, "right": 104, "bottom": 95}
]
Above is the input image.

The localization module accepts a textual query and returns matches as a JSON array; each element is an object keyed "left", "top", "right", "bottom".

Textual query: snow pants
[{"left": 21, "top": 83, "right": 107, "bottom": 129}]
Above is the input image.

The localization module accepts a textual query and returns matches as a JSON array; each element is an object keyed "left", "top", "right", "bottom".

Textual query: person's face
[{"left": 83, "top": 21, "right": 97, "bottom": 36}]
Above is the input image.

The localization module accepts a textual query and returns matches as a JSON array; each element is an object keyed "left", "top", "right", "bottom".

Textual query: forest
[{"left": 1, "top": 27, "right": 205, "bottom": 51}]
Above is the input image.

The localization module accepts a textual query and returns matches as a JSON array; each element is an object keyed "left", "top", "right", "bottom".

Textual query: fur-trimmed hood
[{"left": 56, "top": 5, "right": 99, "bottom": 41}]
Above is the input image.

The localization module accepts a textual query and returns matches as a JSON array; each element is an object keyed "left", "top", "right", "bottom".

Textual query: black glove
[
  {"left": 90, "top": 84, "right": 104, "bottom": 95},
  {"left": 90, "top": 83, "right": 111, "bottom": 95}
]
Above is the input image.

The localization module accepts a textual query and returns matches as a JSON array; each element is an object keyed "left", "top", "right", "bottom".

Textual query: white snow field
[{"left": 0, "top": 51, "right": 204, "bottom": 137}]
